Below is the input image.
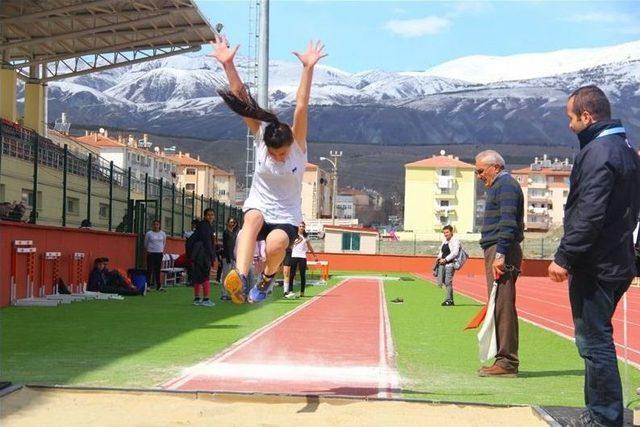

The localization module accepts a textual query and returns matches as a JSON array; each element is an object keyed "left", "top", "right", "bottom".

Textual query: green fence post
[
  {"left": 127, "top": 167, "right": 132, "bottom": 232},
  {"left": 171, "top": 183, "right": 175, "bottom": 237},
  {"left": 144, "top": 172, "right": 148, "bottom": 231},
  {"left": 29, "top": 137, "right": 39, "bottom": 224},
  {"left": 191, "top": 191, "right": 196, "bottom": 222},
  {"left": 62, "top": 144, "right": 68, "bottom": 226},
  {"left": 86, "top": 153, "right": 92, "bottom": 225},
  {"left": 158, "top": 177, "right": 163, "bottom": 223},
  {"left": 200, "top": 194, "right": 204, "bottom": 218},
  {"left": 108, "top": 161, "right": 114, "bottom": 231},
  {"left": 181, "top": 189, "right": 185, "bottom": 237}
]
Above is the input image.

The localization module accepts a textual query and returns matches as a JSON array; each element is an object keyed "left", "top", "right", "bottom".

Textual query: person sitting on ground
[
  {"left": 87, "top": 258, "right": 143, "bottom": 296},
  {"left": 436, "top": 225, "right": 460, "bottom": 306}
]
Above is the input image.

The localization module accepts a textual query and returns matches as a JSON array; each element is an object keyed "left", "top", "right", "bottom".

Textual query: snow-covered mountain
[{"left": 34, "top": 40, "right": 640, "bottom": 146}]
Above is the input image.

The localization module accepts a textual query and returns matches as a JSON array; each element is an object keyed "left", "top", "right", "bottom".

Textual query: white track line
[
  {"left": 163, "top": 279, "right": 350, "bottom": 390},
  {"left": 452, "top": 283, "right": 640, "bottom": 370},
  {"left": 378, "top": 278, "right": 400, "bottom": 399}
]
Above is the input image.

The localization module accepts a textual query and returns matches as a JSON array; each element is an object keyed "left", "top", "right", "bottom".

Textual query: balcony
[
  {"left": 528, "top": 195, "right": 552, "bottom": 203},
  {"left": 526, "top": 220, "right": 551, "bottom": 231}
]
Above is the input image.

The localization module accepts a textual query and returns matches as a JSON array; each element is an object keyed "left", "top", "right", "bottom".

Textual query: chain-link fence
[
  {"left": 308, "top": 236, "right": 559, "bottom": 259},
  {"left": 0, "top": 120, "right": 242, "bottom": 237}
]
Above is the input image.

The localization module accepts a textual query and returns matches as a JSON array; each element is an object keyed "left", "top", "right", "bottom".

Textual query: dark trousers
[
  {"left": 483, "top": 243, "right": 522, "bottom": 370},
  {"left": 289, "top": 257, "right": 307, "bottom": 294},
  {"left": 146, "top": 252, "right": 163, "bottom": 290},
  {"left": 569, "top": 272, "right": 630, "bottom": 427}
]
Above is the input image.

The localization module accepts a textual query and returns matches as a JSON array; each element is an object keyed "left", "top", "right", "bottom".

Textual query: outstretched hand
[
  {"left": 208, "top": 35, "right": 239, "bottom": 65},
  {"left": 293, "top": 40, "right": 327, "bottom": 67}
]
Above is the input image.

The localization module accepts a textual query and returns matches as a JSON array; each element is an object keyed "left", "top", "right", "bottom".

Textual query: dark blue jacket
[{"left": 554, "top": 119, "right": 640, "bottom": 283}]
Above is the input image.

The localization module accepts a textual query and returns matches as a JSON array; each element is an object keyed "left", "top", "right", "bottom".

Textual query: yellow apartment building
[
  {"left": 302, "top": 163, "right": 333, "bottom": 221},
  {"left": 403, "top": 153, "right": 476, "bottom": 239}
]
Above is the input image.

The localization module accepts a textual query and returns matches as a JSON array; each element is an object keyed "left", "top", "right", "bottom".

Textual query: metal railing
[{"left": 0, "top": 120, "right": 243, "bottom": 237}]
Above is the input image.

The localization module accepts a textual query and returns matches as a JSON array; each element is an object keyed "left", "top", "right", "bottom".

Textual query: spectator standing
[
  {"left": 220, "top": 217, "right": 239, "bottom": 301},
  {"left": 144, "top": 219, "right": 166, "bottom": 292},
  {"left": 548, "top": 86, "right": 640, "bottom": 427},
  {"left": 436, "top": 225, "right": 460, "bottom": 306},
  {"left": 475, "top": 149, "right": 524, "bottom": 378},
  {"left": 287, "top": 222, "right": 318, "bottom": 298},
  {"left": 189, "top": 208, "right": 216, "bottom": 306}
]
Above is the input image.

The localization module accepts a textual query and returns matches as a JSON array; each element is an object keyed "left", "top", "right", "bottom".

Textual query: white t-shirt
[
  {"left": 243, "top": 126, "right": 307, "bottom": 225},
  {"left": 145, "top": 230, "right": 166, "bottom": 253},
  {"left": 291, "top": 235, "right": 308, "bottom": 259}
]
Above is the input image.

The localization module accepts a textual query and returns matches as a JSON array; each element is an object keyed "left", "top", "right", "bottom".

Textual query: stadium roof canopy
[{"left": 0, "top": 0, "right": 219, "bottom": 82}]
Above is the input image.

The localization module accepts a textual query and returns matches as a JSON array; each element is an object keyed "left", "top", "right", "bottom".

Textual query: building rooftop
[
  {"left": 512, "top": 167, "right": 571, "bottom": 176},
  {"left": 166, "top": 152, "right": 210, "bottom": 167},
  {"left": 75, "top": 133, "right": 124, "bottom": 149},
  {"left": 405, "top": 154, "right": 474, "bottom": 169}
]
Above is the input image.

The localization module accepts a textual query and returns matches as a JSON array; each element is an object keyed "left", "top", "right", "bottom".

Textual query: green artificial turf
[
  {"left": 2, "top": 272, "right": 638, "bottom": 410},
  {"left": 385, "top": 275, "right": 640, "bottom": 408},
  {"left": 0, "top": 281, "right": 336, "bottom": 388}
]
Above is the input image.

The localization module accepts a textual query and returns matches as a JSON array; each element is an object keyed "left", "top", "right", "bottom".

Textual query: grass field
[
  {"left": 386, "top": 275, "right": 640, "bottom": 408},
  {"left": 2, "top": 273, "right": 638, "bottom": 409}
]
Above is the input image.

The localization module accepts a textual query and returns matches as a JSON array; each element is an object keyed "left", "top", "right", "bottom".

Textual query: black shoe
[
  {"left": 391, "top": 297, "right": 404, "bottom": 304},
  {"left": 441, "top": 300, "right": 454, "bottom": 306}
]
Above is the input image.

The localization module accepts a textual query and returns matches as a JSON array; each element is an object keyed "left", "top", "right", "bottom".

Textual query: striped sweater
[{"left": 479, "top": 172, "right": 524, "bottom": 254}]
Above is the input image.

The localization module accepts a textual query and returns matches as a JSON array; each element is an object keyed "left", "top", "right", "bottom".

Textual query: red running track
[
  {"left": 163, "top": 278, "right": 399, "bottom": 397},
  {"left": 418, "top": 273, "right": 640, "bottom": 366}
]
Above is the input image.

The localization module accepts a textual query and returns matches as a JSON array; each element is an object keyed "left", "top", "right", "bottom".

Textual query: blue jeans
[{"left": 569, "top": 272, "right": 631, "bottom": 427}]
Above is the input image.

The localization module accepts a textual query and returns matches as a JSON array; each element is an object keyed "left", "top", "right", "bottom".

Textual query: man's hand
[
  {"left": 492, "top": 256, "right": 505, "bottom": 280},
  {"left": 548, "top": 261, "right": 569, "bottom": 282},
  {"left": 438, "top": 258, "right": 447, "bottom": 265}
]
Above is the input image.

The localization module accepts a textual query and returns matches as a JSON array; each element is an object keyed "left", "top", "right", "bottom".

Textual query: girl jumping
[{"left": 209, "top": 35, "right": 326, "bottom": 304}]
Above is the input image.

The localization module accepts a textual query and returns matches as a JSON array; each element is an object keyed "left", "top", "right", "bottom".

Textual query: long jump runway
[{"left": 163, "top": 278, "right": 400, "bottom": 398}]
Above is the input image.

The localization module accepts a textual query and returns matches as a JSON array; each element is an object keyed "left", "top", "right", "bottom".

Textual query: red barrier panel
[{"left": 0, "top": 221, "right": 136, "bottom": 307}]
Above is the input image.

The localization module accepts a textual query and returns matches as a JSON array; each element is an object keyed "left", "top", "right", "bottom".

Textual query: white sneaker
[
  {"left": 200, "top": 299, "right": 215, "bottom": 307},
  {"left": 284, "top": 292, "right": 298, "bottom": 299}
]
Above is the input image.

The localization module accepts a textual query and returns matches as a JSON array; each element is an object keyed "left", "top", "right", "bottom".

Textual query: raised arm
[
  {"left": 208, "top": 36, "right": 260, "bottom": 135},
  {"left": 292, "top": 40, "right": 327, "bottom": 152}
]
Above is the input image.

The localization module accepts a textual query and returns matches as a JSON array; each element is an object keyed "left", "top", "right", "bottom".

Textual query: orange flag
[{"left": 464, "top": 305, "right": 487, "bottom": 330}]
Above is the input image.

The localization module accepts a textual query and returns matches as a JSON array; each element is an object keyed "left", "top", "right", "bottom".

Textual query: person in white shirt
[
  {"left": 210, "top": 35, "right": 326, "bottom": 304},
  {"left": 144, "top": 219, "right": 167, "bottom": 291},
  {"left": 436, "top": 225, "right": 460, "bottom": 306},
  {"left": 285, "top": 222, "right": 318, "bottom": 299}
]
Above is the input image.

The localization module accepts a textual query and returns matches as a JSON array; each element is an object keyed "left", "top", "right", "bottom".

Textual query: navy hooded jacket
[{"left": 554, "top": 119, "right": 640, "bottom": 283}]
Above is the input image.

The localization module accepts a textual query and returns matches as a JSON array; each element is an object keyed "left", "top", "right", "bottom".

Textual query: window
[
  {"left": 22, "top": 189, "right": 43, "bottom": 210},
  {"left": 439, "top": 169, "right": 451, "bottom": 176},
  {"left": 185, "top": 183, "right": 195, "bottom": 191},
  {"left": 440, "top": 200, "right": 449, "bottom": 207},
  {"left": 186, "top": 168, "right": 197, "bottom": 175},
  {"left": 341, "top": 232, "right": 361, "bottom": 251},
  {"left": 164, "top": 216, "right": 172, "bottom": 230},
  {"left": 563, "top": 190, "right": 569, "bottom": 198},
  {"left": 439, "top": 216, "right": 448, "bottom": 225},
  {"left": 66, "top": 197, "right": 80, "bottom": 215},
  {"left": 0, "top": 184, "right": 5, "bottom": 202},
  {"left": 218, "top": 189, "right": 226, "bottom": 196},
  {"left": 99, "top": 203, "right": 109, "bottom": 219}
]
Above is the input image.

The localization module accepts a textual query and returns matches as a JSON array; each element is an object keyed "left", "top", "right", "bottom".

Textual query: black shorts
[
  {"left": 283, "top": 249, "right": 293, "bottom": 267},
  {"left": 256, "top": 222, "right": 298, "bottom": 248}
]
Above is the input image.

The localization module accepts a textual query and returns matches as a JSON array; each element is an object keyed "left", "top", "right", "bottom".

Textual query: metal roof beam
[
  {"left": 0, "top": 0, "right": 122, "bottom": 24},
  {"left": 1, "top": 10, "right": 184, "bottom": 51},
  {"left": 39, "top": 45, "right": 201, "bottom": 82},
  {"left": 7, "top": 29, "right": 194, "bottom": 69}
]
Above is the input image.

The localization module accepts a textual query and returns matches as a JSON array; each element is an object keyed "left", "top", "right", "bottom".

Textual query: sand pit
[{"left": 1, "top": 386, "right": 550, "bottom": 426}]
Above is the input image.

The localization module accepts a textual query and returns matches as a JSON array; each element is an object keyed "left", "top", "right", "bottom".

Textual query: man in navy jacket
[{"left": 549, "top": 85, "right": 640, "bottom": 427}]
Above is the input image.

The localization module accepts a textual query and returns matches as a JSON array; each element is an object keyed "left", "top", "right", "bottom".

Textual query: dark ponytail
[{"left": 218, "top": 88, "right": 293, "bottom": 149}]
